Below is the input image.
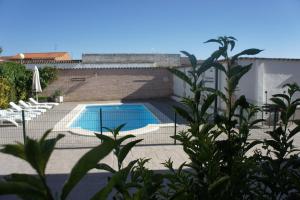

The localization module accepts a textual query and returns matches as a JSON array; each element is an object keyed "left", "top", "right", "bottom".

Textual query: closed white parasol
[{"left": 32, "top": 66, "right": 42, "bottom": 101}]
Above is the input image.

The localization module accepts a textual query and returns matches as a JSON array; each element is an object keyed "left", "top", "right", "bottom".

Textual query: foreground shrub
[
  {"left": 0, "top": 62, "right": 31, "bottom": 102},
  {"left": 0, "top": 62, "right": 58, "bottom": 107},
  {"left": 39, "top": 66, "right": 58, "bottom": 89},
  {"left": 0, "top": 77, "right": 13, "bottom": 108}
]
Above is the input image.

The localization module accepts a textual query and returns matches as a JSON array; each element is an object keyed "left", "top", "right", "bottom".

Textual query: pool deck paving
[
  {"left": 1, "top": 99, "right": 300, "bottom": 199},
  {"left": 0, "top": 144, "right": 189, "bottom": 200}
]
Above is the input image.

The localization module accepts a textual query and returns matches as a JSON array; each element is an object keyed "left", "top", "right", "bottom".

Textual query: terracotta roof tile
[{"left": 0, "top": 52, "right": 71, "bottom": 61}]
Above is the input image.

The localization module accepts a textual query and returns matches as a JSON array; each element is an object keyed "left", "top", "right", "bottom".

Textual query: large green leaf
[
  {"left": 196, "top": 60, "right": 217, "bottom": 76},
  {"left": 169, "top": 68, "right": 192, "bottom": 87},
  {"left": 4, "top": 174, "right": 44, "bottom": 191},
  {"left": 232, "top": 48, "right": 263, "bottom": 61},
  {"left": 24, "top": 138, "right": 43, "bottom": 175},
  {"left": 209, "top": 62, "right": 226, "bottom": 73},
  {"left": 180, "top": 51, "right": 197, "bottom": 68},
  {"left": 113, "top": 124, "right": 126, "bottom": 137},
  {"left": 270, "top": 97, "right": 287, "bottom": 110},
  {"left": 227, "top": 64, "right": 252, "bottom": 93},
  {"left": 233, "top": 95, "right": 249, "bottom": 112},
  {"left": 208, "top": 175, "right": 230, "bottom": 193},
  {"left": 228, "top": 64, "right": 252, "bottom": 77},
  {"left": 39, "top": 133, "right": 64, "bottom": 175},
  {"left": 288, "top": 125, "right": 300, "bottom": 140},
  {"left": 0, "top": 181, "right": 45, "bottom": 199},
  {"left": 116, "top": 135, "right": 136, "bottom": 146},
  {"left": 0, "top": 143, "right": 25, "bottom": 160},
  {"left": 61, "top": 140, "right": 114, "bottom": 200},
  {"left": 204, "top": 39, "right": 223, "bottom": 46},
  {"left": 95, "top": 134, "right": 114, "bottom": 143},
  {"left": 91, "top": 160, "right": 138, "bottom": 200},
  {"left": 210, "top": 48, "right": 226, "bottom": 61},
  {"left": 173, "top": 106, "right": 194, "bottom": 123},
  {"left": 201, "top": 87, "right": 227, "bottom": 103},
  {"left": 118, "top": 139, "right": 143, "bottom": 166},
  {"left": 95, "top": 163, "right": 116, "bottom": 173},
  {"left": 200, "top": 94, "right": 216, "bottom": 117},
  {"left": 272, "top": 94, "right": 290, "bottom": 103}
]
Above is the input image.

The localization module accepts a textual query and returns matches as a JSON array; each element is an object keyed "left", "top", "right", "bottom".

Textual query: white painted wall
[
  {"left": 173, "top": 59, "right": 300, "bottom": 109},
  {"left": 219, "top": 59, "right": 300, "bottom": 108},
  {"left": 262, "top": 60, "right": 300, "bottom": 101},
  {"left": 172, "top": 66, "right": 215, "bottom": 99}
]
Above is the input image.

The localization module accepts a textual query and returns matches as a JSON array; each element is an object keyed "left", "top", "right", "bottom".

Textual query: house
[
  {"left": 3, "top": 52, "right": 299, "bottom": 107},
  {"left": 173, "top": 57, "right": 300, "bottom": 109},
  {"left": 22, "top": 53, "right": 181, "bottom": 101},
  {"left": 0, "top": 52, "right": 71, "bottom": 62}
]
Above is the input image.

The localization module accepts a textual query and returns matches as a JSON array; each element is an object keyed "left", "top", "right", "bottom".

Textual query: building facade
[{"left": 24, "top": 53, "right": 180, "bottom": 101}]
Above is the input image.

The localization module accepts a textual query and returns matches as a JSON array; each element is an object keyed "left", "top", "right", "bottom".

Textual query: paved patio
[{"left": 0, "top": 144, "right": 189, "bottom": 200}]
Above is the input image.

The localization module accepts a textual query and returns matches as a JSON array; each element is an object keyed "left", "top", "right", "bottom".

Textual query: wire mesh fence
[{"left": 0, "top": 105, "right": 188, "bottom": 148}]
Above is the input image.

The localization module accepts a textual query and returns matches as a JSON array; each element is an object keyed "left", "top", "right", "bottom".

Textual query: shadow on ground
[{"left": 0, "top": 170, "right": 169, "bottom": 200}]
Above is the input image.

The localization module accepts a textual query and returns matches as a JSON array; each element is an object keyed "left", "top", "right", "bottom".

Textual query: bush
[
  {"left": 0, "top": 62, "right": 32, "bottom": 101},
  {"left": 0, "top": 63, "right": 58, "bottom": 106},
  {"left": 39, "top": 66, "right": 58, "bottom": 89},
  {"left": 0, "top": 77, "right": 12, "bottom": 108}
]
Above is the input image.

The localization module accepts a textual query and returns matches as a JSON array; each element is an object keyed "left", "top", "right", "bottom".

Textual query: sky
[{"left": 0, "top": 0, "right": 300, "bottom": 59}]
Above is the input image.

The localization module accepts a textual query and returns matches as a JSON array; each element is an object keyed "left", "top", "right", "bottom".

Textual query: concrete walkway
[{"left": 0, "top": 145, "right": 188, "bottom": 200}]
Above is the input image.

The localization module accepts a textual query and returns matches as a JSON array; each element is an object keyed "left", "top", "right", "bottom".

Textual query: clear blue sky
[{"left": 0, "top": 0, "right": 299, "bottom": 59}]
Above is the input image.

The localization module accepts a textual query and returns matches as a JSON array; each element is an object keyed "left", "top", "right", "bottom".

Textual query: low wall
[
  {"left": 82, "top": 54, "right": 180, "bottom": 67},
  {"left": 42, "top": 68, "right": 172, "bottom": 101}
]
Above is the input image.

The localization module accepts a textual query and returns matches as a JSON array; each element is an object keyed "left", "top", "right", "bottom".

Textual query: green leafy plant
[
  {"left": 53, "top": 89, "right": 63, "bottom": 97},
  {"left": 0, "top": 130, "right": 64, "bottom": 199},
  {"left": 0, "top": 130, "right": 115, "bottom": 200},
  {"left": 39, "top": 67, "right": 58, "bottom": 89},
  {"left": 257, "top": 83, "right": 300, "bottom": 199},
  {"left": 92, "top": 124, "right": 160, "bottom": 199},
  {"left": 0, "top": 62, "right": 31, "bottom": 101},
  {"left": 0, "top": 77, "right": 13, "bottom": 108},
  {"left": 168, "top": 36, "right": 264, "bottom": 199},
  {"left": 0, "top": 63, "right": 57, "bottom": 106}
]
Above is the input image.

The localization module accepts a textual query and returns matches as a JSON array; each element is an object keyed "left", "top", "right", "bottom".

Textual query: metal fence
[{"left": 0, "top": 108, "right": 188, "bottom": 148}]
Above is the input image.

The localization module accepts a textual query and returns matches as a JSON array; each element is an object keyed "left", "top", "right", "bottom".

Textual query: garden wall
[{"left": 41, "top": 68, "right": 173, "bottom": 101}]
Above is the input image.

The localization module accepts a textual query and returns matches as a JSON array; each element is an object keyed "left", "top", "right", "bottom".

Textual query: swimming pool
[{"left": 70, "top": 104, "right": 160, "bottom": 132}]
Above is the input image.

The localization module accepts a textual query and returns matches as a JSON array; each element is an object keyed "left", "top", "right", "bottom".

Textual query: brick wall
[{"left": 42, "top": 68, "right": 173, "bottom": 101}]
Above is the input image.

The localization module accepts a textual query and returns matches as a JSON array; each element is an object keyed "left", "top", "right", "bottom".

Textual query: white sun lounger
[
  {"left": 0, "top": 110, "right": 33, "bottom": 120},
  {"left": 17, "top": 101, "right": 47, "bottom": 113},
  {"left": 4, "top": 109, "right": 38, "bottom": 118},
  {"left": 0, "top": 117, "right": 19, "bottom": 127},
  {"left": 29, "top": 98, "right": 59, "bottom": 106},
  {"left": 19, "top": 100, "right": 52, "bottom": 110},
  {"left": 9, "top": 102, "right": 43, "bottom": 115}
]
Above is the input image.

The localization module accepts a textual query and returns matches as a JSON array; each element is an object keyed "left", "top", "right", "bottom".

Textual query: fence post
[
  {"left": 214, "top": 68, "right": 219, "bottom": 118},
  {"left": 21, "top": 110, "right": 26, "bottom": 144},
  {"left": 100, "top": 108, "right": 103, "bottom": 135},
  {"left": 273, "top": 109, "right": 278, "bottom": 131},
  {"left": 174, "top": 111, "right": 177, "bottom": 145}
]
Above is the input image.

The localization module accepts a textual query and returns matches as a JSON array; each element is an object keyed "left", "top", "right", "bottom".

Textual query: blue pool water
[{"left": 70, "top": 104, "right": 160, "bottom": 132}]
